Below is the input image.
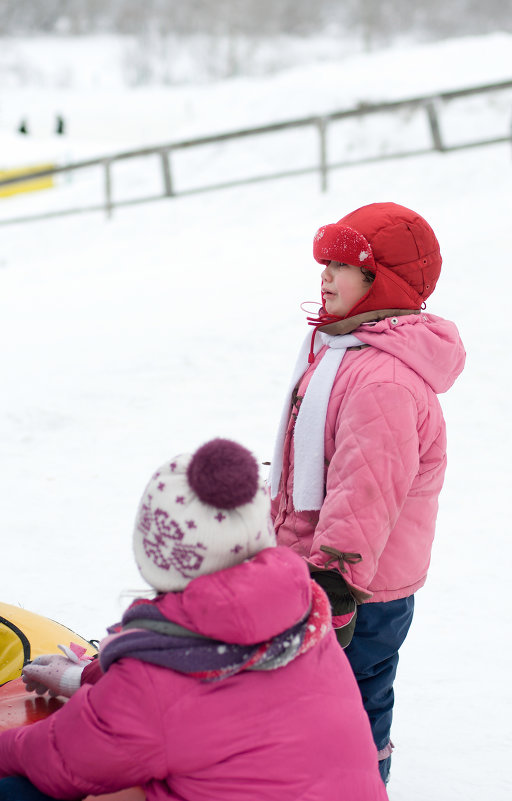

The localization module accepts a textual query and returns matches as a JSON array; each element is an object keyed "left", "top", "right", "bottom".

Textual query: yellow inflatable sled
[{"left": 0, "top": 601, "right": 97, "bottom": 686}]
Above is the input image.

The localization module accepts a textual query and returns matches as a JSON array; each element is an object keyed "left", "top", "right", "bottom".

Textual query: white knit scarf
[{"left": 270, "top": 331, "right": 362, "bottom": 511}]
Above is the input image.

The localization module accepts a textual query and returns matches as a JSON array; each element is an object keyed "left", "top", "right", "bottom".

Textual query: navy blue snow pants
[
  {"left": 342, "top": 595, "right": 415, "bottom": 785},
  {"left": 0, "top": 778, "right": 55, "bottom": 801}
]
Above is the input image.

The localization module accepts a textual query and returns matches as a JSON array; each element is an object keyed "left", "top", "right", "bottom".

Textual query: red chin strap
[{"left": 305, "top": 307, "right": 341, "bottom": 364}]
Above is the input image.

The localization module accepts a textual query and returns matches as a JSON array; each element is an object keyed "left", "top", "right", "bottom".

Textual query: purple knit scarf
[{"left": 100, "top": 582, "right": 331, "bottom": 682}]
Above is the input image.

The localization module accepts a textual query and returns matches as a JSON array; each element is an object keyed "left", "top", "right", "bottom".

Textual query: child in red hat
[{"left": 270, "top": 202, "right": 466, "bottom": 784}]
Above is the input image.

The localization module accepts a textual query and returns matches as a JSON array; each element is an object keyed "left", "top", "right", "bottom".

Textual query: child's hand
[
  {"left": 310, "top": 570, "right": 357, "bottom": 647},
  {"left": 22, "top": 645, "right": 91, "bottom": 698},
  {"left": 310, "top": 569, "right": 354, "bottom": 613}
]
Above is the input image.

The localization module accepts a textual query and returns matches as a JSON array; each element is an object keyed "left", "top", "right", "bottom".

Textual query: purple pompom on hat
[
  {"left": 187, "top": 438, "right": 259, "bottom": 509},
  {"left": 133, "top": 438, "right": 276, "bottom": 592}
]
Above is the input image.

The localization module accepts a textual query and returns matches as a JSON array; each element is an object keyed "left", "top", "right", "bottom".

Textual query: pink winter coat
[
  {"left": 272, "top": 313, "right": 465, "bottom": 603},
  {"left": 0, "top": 548, "right": 387, "bottom": 801}
]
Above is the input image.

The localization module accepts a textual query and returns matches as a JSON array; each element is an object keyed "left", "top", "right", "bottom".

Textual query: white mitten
[{"left": 22, "top": 644, "right": 92, "bottom": 698}]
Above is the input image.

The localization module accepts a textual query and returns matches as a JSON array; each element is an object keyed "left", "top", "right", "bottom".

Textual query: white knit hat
[{"left": 133, "top": 438, "right": 276, "bottom": 592}]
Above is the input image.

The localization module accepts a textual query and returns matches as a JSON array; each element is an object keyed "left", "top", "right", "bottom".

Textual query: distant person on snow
[
  {"left": 0, "top": 439, "right": 388, "bottom": 801},
  {"left": 269, "top": 202, "right": 466, "bottom": 784},
  {"left": 55, "top": 115, "right": 65, "bottom": 135}
]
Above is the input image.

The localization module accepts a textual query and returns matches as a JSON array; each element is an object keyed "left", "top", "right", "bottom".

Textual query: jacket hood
[
  {"left": 151, "top": 547, "right": 312, "bottom": 645},
  {"left": 354, "top": 312, "right": 465, "bottom": 394}
]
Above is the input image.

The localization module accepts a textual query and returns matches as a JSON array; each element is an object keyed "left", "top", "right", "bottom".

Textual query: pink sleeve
[
  {"left": 0, "top": 661, "right": 167, "bottom": 796},
  {"left": 309, "top": 382, "right": 419, "bottom": 595},
  {"left": 81, "top": 657, "right": 103, "bottom": 685}
]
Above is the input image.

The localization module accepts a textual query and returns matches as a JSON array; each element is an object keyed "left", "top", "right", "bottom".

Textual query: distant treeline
[{"left": 0, "top": 0, "right": 510, "bottom": 47}]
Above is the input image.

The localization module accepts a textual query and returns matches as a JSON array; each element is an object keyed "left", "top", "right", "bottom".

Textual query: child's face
[{"left": 321, "top": 261, "right": 370, "bottom": 317}]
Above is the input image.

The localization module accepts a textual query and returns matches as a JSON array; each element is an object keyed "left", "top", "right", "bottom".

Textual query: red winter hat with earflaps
[{"left": 313, "top": 202, "right": 442, "bottom": 319}]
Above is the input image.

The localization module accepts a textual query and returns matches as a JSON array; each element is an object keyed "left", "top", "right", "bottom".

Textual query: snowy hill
[
  {"left": 0, "top": 32, "right": 511, "bottom": 801},
  {"left": 1, "top": 31, "right": 511, "bottom": 155}
]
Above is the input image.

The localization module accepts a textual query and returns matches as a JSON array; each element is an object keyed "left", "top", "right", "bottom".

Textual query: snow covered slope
[{"left": 0, "top": 32, "right": 511, "bottom": 801}]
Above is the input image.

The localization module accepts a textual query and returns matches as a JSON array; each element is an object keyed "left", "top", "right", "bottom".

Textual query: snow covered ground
[{"left": 0, "top": 32, "right": 511, "bottom": 801}]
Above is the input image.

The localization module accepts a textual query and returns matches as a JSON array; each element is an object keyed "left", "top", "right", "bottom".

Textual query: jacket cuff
[{"left": 80, "top": 658, "right": 103, "bottom": 686}]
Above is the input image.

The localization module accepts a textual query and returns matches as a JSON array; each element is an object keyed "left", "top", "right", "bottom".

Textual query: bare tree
[{"left": 0, "top": 0, "right": 510, "bottom": 54}]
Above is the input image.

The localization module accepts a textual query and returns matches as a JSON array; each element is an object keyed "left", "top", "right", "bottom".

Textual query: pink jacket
[
  {"left": 272, "top": 313, "right": 465, "bottom": 602},
  {"left": 0, "top": 548, "right": 387, "bottom": 801}
]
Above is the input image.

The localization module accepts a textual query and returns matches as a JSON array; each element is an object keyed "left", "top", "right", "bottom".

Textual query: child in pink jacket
[
  {"left": 270, "top": 202, "right": 466, "bottom": 784},
  {"left": 0, "top": 439, "right": 387, "bottom": 801}
]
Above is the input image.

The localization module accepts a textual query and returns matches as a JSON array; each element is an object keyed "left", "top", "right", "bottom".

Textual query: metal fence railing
[{"left": 0, "top": 78, "right": 511, "bottom": 226}]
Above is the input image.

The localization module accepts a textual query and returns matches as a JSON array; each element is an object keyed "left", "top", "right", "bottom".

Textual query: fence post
[
  {"left": 425, "top": 101, "right": 444, "bottom": 152},
  {"left": 160, "top": 148, "right": 174, "bottom": 198},
  {"left": 104, "top": 159, "right": 113, "bottom": 219},
  {"left": 317, "top": 117, "right": 329, "bottom": 192}
]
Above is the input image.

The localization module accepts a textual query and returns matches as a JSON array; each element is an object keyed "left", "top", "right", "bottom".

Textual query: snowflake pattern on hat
[
  {"left": 171, "top": 542, "right": 207, "bottom": 575},
  {"left": 137, "top": 494, "right": 206, "bottom": 579}
]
